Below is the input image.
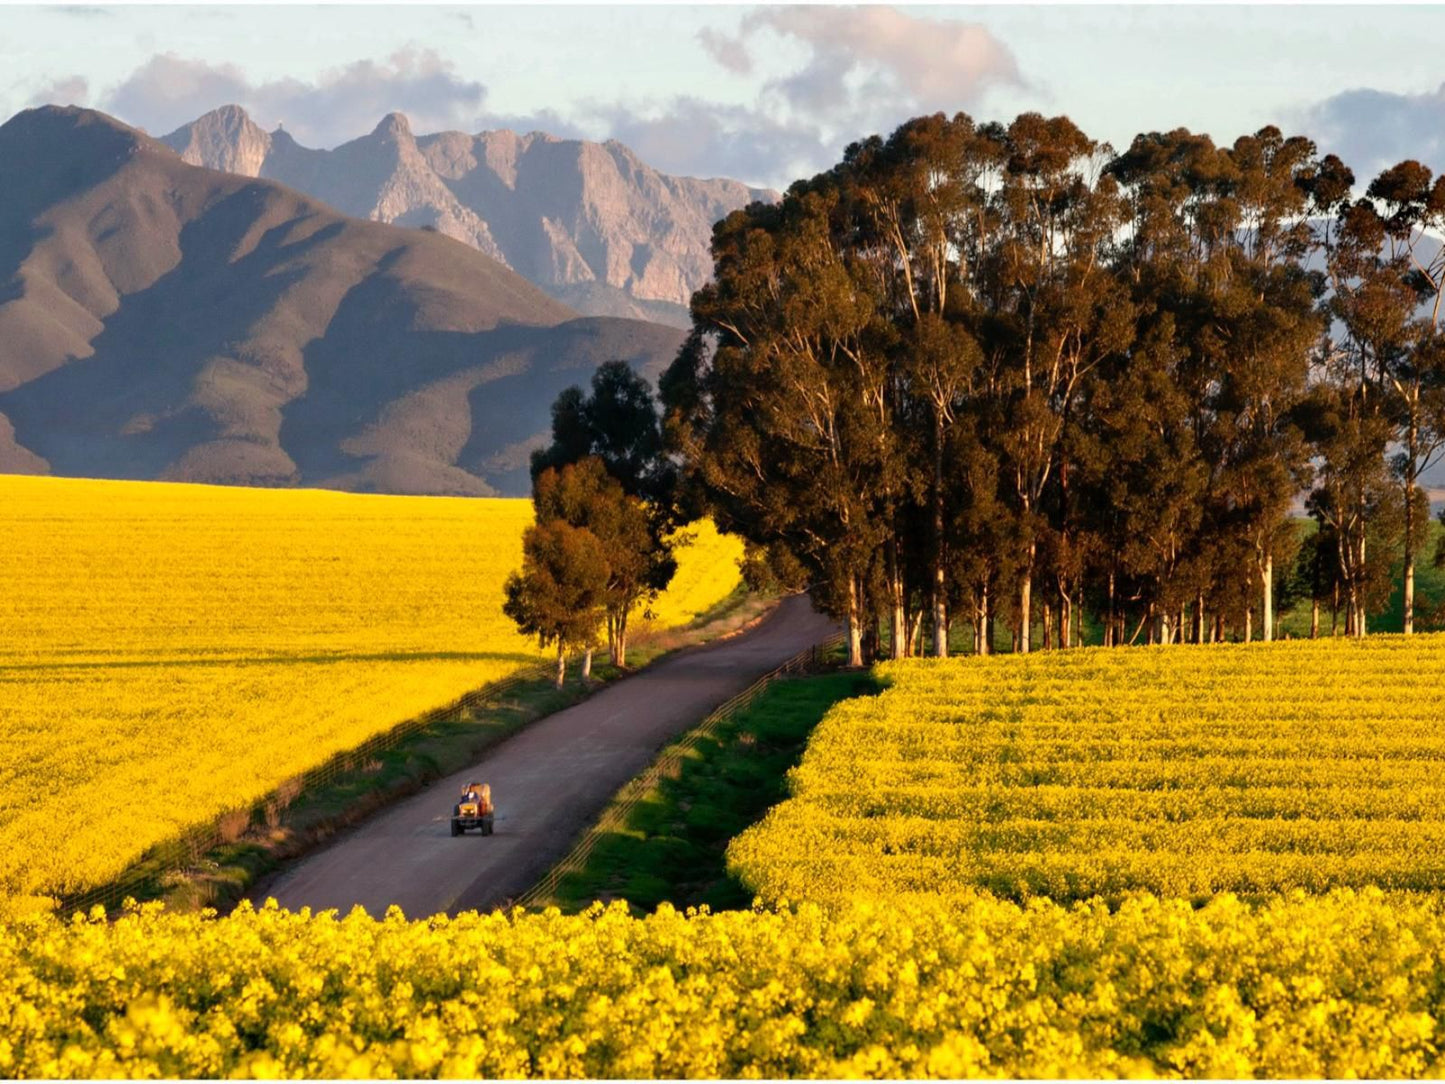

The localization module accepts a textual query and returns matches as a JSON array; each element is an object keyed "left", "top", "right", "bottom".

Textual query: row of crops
[{"left": 728, "top": 638, "right": 1445, "bottom": 904}]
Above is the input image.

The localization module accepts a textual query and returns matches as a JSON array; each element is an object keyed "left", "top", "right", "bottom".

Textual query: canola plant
[
  {"left": 10, "top": 542, "right": 1445, "bottom": 1078},
  {"left": 729, "top": 637, "right": 1445, "bottom": 905},
  {"left": 4, "top": 890, "right": 1445, "bottom": 1078},
  {"left": 0, "top": 476, "right": 742, "bottom": 899}
]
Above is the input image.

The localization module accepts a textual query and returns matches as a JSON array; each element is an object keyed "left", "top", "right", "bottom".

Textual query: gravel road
[{"left": 255, "top": 595, "right": 837, "bottom": 918}]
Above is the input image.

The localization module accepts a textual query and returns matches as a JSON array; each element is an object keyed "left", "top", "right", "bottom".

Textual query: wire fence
[{"left": 516, "top": 633, "right": 845, "bottom": 909}]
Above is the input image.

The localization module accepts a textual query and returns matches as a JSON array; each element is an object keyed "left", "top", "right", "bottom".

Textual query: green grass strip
[{"left": 545, "top": 669, "right": 878, "bottom": 914}]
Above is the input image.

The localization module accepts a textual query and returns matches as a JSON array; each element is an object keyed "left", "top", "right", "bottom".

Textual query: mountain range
[
  {"left": 0, "top": 106, "right": 686, "bottom": 496},
  {"left": 161, "top": 105, "right": 776, "bottom": 327}
]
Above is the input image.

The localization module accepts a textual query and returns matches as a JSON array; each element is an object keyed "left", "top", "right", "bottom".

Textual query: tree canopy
[{"left": 663, "top": 110, "right": 1445, "bottom": 661}]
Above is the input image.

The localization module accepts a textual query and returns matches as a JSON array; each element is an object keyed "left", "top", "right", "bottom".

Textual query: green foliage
[
  {"left": 665, "top": 110, "right": 1445, "bottom": 656},
  {"left": 502, "top": 520, "right": 608, "bottom": 674}
]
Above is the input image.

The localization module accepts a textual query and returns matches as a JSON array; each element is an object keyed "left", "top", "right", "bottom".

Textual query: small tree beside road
[{"left": 502, "top": 520, "right": 609, "bottom": 687}]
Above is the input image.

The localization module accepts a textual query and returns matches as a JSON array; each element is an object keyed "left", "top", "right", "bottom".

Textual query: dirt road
[{"left": 256, "top": 595, "right": 837, "bottom": 918}]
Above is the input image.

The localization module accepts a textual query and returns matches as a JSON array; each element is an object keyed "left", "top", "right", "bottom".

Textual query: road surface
[{"left": 255, "top": 595, "right": 837, "bottom": 918}]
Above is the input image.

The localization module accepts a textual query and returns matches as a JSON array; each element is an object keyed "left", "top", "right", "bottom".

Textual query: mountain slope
[
  {"left": 162, "top": 106, "right": 775, "bottom": 327},
  {"left": 0, "top": 106, "right": 685, "bottom": 496}
]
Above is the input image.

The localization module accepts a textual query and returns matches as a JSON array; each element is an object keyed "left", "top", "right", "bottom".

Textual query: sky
[{"left": 3, "top": 3, "right": 1445, "bottom": 189}]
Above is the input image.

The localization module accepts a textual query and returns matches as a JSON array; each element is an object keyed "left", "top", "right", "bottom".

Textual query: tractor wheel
[{"left": 450, "top": 819, "right": 462, "bottom": 837}]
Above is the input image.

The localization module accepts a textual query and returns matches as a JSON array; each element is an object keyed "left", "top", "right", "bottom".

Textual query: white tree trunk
[
  {"left": 978, "top": 583, "right": 991, "bottom": 656},
  {"left": 1019, "top": 570, "right": 1032, "bottom": 654},
  {"left": 1405, "top": 554, "right": 1416, "bottom": 636},
  {"left": 847, "top": 577, "right": 864, "bottom": 668},
  {"left": 1262, "top": 553, "right": 1274, "bottom": 643},
  {"left": 932, "top": 585, "right": 948, "bottom": 658}
]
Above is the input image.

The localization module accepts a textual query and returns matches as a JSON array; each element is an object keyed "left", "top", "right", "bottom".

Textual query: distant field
[
  {"left": 730, "top": 635, "right": 1445, "bottom": 905},
  {"left": 0, "top": 475, "right": 743, "bottom": 899}
]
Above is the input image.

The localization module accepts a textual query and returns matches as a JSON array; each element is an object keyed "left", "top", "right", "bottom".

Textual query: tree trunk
[
  {"left": 863, "top": 618, "right": 880, "bottom": 664},
  {"left": 1042, "top": 602, "right": 1052, "bottom": 650},
  {"left": 1405, "top": 552, "right": 1416, "bottom": 636},
  {"left": 932, "top": 422, "right": 948, "bottom": 659},
  {"left": 908, "top": 608, "right": 924, "bottom": 658},
  {"left": 1244, "top": 603, "right": 1252, "bottom": 644},
  {"left": 554, "top": 642, "right": 566, "bottom": 689},
  {"left": 889, "top": 550, "right": 906, "bottom": 662},
  {"left": 1019, "top": 564, "right": 1033, "bottom": 654},
  {"left": 1357, "top": 534, "right": 1368, "bottom": 639},
  {"left": 847, "top": 577, "right": 864, "bottom": 668},
  {"left": 986, "top": 587, "right": 996, "bottom": 657},
  {"left": 1060, "top": 588, "right": 1073, "bottom": 650},
  {"left": 1105, "top": 571, "right": 1116, "bottom": 648},
  {"left": 1195, "top": 591, "right": 1206, "bottom": 645},
  {"left": 616, "top": 611, "right": 629, "bottom": 668},
  {"left": 1405, "top": 427, "right": 1418, "bottom": 636},
  {"left": 979, "top": 581, "right": 991, "bottom": 657},
  {"left": 1261, "top": 553, "right": 1274, "bottom": 643},
  {"left": 932, "top": 582, "right": 948, "bottom": 658},
  {"left": 1310, "top": 598, "right": 1319, "bottom": 639},
  {"left": 581, "top": 648, "right": 593, "bottom": 684}
]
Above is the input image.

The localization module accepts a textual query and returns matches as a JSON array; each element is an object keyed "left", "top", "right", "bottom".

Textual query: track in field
[{"left": 255, "top": 595, "right": 838, "bottom": 918}]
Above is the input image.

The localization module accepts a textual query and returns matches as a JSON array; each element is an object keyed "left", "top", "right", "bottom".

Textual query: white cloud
[
  {"left": 102, "top": 48, "right": 487, "bottom": 145},
  {"left": 26, "top": 76, "right": 89, "bottom": 109},
  {"left": 587, "top": 97, "right": 826, "bottom": 187},
  {"left": 1301, "top": 84, "right": 1445, "bottom": 183},
  {"left": 19, "top": 7, "right": 1027, "bottom": 188},
  {"left": 697, "top": 27, "right": 753, "bottom": 76},
  {"left": 594, "top": 6, "right": 1024, "bottom": 186},
  {"left": 710, "top": 6, "right": 1023, "bottom": 127}
]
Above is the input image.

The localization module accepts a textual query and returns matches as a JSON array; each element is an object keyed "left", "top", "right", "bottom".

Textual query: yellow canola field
[
  {"left": 728, "top": 636, "right": 1445, "bottom": 905},
  {"left": 0, "top": 475, "right": 742, "bottom": 899},
  {"left": 6, "top": 890, "right": 1445, "bottom": 1079}
]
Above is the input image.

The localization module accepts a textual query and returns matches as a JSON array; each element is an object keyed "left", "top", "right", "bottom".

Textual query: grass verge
[{"left": 541, "top": 667, "right": 878, "bottom": 915}]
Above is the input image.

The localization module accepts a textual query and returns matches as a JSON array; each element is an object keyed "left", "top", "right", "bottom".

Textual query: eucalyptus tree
[
  {"left": 1106, "top": 129, "right": 1233, "bottom": 641},
  {"left": 503, "top": 520, "right": 609, "bottom": 687},
  {"left": 531, "top": 360, "right": 677, "bottom": 510},
  {"left": 1356, "top": 161, "right": 1445, "bottom": 633},
  {"left": 663, "top": 178, "right": 895, "bottom": 667},
  {"left": 841, "top": 113, "right": 1000, "bottom": 655},
  {"left": 533, "top": 457, "right": 667, "bottom": 668},
  {"left": 1210, "top": 126, "right": 1323, "bottom": 641},
  {"left": 529, "top": 363, "right": 680, "bottom": 665},
  {"left": 1308, "top": 159, "right": 1418, "bottom": 636},
  {"left": 986, "top": 113, "right": 1131, "bottom": 652}
]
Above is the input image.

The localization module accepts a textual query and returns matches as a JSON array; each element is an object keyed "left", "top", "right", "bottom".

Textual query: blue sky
[{"left": 4, "top": 4, "right": 1445, "bottom": 188}]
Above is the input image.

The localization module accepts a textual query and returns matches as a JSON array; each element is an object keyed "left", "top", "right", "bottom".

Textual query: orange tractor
[{"left": 451, "top": 782, "right": 495, "bottom": 836}]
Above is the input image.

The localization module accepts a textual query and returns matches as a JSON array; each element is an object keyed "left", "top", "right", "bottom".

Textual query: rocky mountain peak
[
  {"left": 372, "top": 112, "right": 414, "bottom": 142},
  {"left": 162, "top": 105, "right": 271, "bottom": 177},
  {"left": 151, "top": 109, "right": 780, "bottom": 326}
]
